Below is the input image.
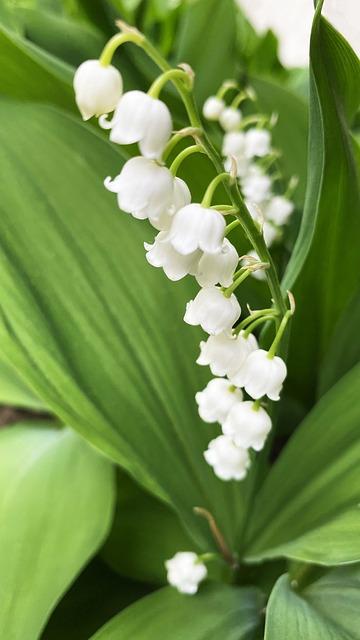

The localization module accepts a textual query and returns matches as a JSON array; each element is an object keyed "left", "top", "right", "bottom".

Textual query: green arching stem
[
  {"left": 225, "top": 218, "right": 242, "bottom": 235},
  {"left": 103, "top": 25, "right": 288, "bottom": 322},
  {"left": 231, "top": 91, "right": 247, "bottom": 109},
  {"left": 223, "top": 269, "right": 251, "bottom": 298},
  {"left": 202, "top": 172, "right": 233, "bottom": 207},
  {"left": 169, "top": 144, "right": 204, "bottom": 175},
  {"left": 252, "top": 399, "right": 262, "bottom": 411},
  {"left": 236, "top": 308, "right": 279, "bottom": 332},
  {"left": 162, "top": 128, "right": 202, "bottom": 162},
  {"left": 268, "top": 309, "right": 292, "bottom": 358},
  {"left": 148, "top": 68, "right": 192, "bottom": 99},
  {"left": 99, "top": 31, "right": 144, "bottom": 66},
  {"left": 243, "top": 314, "right": 277, "bottom": 338},
  {"left": 216, "top": 80, "right": 239, "bottom": 100}
]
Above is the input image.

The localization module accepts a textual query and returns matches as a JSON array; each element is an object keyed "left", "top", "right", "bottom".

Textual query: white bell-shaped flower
[
  {"left": 195, "top": 239, "right": 238, "bottom": 287},
  {"left": 202, "top": 96, "right": 225, "bottom": 120},
  {"left": 105, "top": 157, "right": 188, "bottom": 229},
  {"left": 145, "top": 232, "right": 200, "bottom": 281},
  {"left": 242, "top": 167, "right": 272, "bottom": 203},
  {"left": 222, "top": 131, "right": 246, "bottom": 157},
  {"left": 263, "top": 221, "right": 278, "bottom": 247},
  {"left": 244, "top": 128, "right": 271, "bottom": 158},
  {"left": 204, "top": 435, "right": 250, "bottom": 481},
  {"left": 165, "top": 552, "right": 207, "bottom": 595},
  {"left": 169, "top": 204, "right": 225, "bottom": 255},
  {"left": 219, "top": 107, "right": 242, "bottom": 132},
  {"left": 184, "top": 287, "right": 241, "bottom": 335},
  {"left": 195, "top": 378, "right": 243, "bottom": 424},
  {"left": 73, "top": 59, "right": 123, "bottom": 121},
  {"left": 224, "top": 155, "right": 250, "bottom": 179},
  {"left": 222, "top": 401, "right": 272, "bottom": 451},
  {"left": 265, "top": 195, "right": 294, "bottom": 226},
  {"left": 243, "top": 349, "right": 287, "bottom": 401},
  {"left": 197, "top": 330, "right": 258, "bottom": 378},
  {"left": 101, "top": 90, "right": 172, "bottom": 159}
]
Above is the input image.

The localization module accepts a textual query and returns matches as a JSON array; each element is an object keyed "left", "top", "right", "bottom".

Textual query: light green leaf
[
  {"left": 0, "top": 422, "right": 114, "bottom": 639},
  {"left": 0, "top": 101, "right": 250, "bottom": 550},
  {"left": 90, "top": 583, "right": 263, "bottom": 640},
  {"left": 283, "top": 2, "right": 360, "bottom": 404},
  {"left": 244, "top": 363, "right": 360, "bottom": 565},
  {"left": 0, "top": 357, "right": 45, "bottom": 409},
  {"left": 265, "top": 566, "right": 360, "bottom": 640}
]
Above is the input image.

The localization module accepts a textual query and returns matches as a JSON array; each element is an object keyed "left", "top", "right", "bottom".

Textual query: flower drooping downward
[{"left": 73, "top": 60, "right": 123, "bottom": 121}]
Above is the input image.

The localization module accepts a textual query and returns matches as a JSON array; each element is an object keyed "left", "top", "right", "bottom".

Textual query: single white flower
[
  {"left": 195, "top": 378, "right": 243, "bottom": 424},
  {"left": 241, "top": 167, "right": 272, "bottom": 203},
  {"left": 202, "top": 96, "right": 225, "bottom": 120},
  {"left": 165, "top": 552, "right": 207, "bottom": 595},
  {"left": 73, "top": 59, "right": 123, "bottom": 121},
  {"left": 195, "top": 239, "right": 239, "bottom": 287},
  {"left": 184, "top": 287, "right": 241, "bottom": 335},
  {"left": 222, "top": 131, "right": 246, "bottom": 157},
  {"left": 105, "top": 157, "right": 188, "bottom": 229},
  {"left": 144, "top": 232, "right": 200, "bottom": 281},
  {"left": 222, "top": 401, "right": 272, "bottom": 451},
  {"left": 244, "top": 128, "right": 271, "bottom": 158},
  {"left": 197, "top": 331, "right": 258, "bottom": 379},
  {"left": 263, "top": 221, "right": 279, "bottom": 247},
  {"left": 100, "top": 90, "right": 172, "bottom": 159},
  {"left": 168, "top": 204, "right": 225, "bottom": 255},
  {"left": 265, "top": 195, "right": 294, "bottom": 226},
  {"left": 204, "top": 435, "right": 251, "bottom": 481},
  {"left": 243, "top": 349, "right": 287, "bottom": 401},
  {"left": 219, "top": 107, "right": 242, "bottom": 132},
  {"left": 245, "top": 200, "right": 263, "bottom": 223},
  {"left": 224, "top": 154, "right": 250, "bottom": 179},
  {"left": 241, "top": 250, "right": 266, "bottom": 282}
]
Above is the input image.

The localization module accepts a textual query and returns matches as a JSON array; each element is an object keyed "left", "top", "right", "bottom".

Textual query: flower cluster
[{"left": 73, "top": 28, "right": 294, "bottom": 595}]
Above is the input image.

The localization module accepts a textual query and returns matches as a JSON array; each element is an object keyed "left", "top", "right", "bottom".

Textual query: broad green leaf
[
  {"left": 0, "top": 101, "right": 250, "bottom": 550},
  {"left": 0, "top": 357, "right": 45, "bottom": 409},
  {"left": 102, "top": 472, "right": 194, "bottom": 584},
  {"left": 90, "top": 583, "right": 263, "bottom": 640},
  {"left": 283, "top": 3, "right": 360, "bottom": 404},
  {"left": 244, "top": 363, "right": 360, "bottom": 565},
  {"left": 42, "top": 558, "right": 150, "bottom": 640},
  {"left": 318, "top": 287, "right": 360, "bottom": 395},
  {"left": 0, "top": 23, "right": 75, "bottom": 110},
  {"left": 173, "top": 0, "right": 237, "bottom": 103},
  {"left": 265, "top": 566, "right": 360, "bottom": 640},
  {"left": 0, "top": 422, "right": 114, "bottom": 639}
]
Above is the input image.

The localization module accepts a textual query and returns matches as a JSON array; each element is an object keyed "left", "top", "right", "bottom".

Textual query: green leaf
[
  {"left": 0, "top": 357, "right": 45, "bottom": 409},
  {"left": 244, "top": 363, "right": 360, "bottom": 565},
  {"left": 265, "top": 566, "right": 360, "bottom": 640},
  {"left": 0, "top": 23, "right": 75, "bottom": 110},
  {"left": 282, "top": 3, "right": 360, "bottom": 404},
  {"left": 173, "top": 0, "right": 237, "bottom": 103},
  {"left": 318, "top": 287, "right": 360, "bottom": 395},
  {"left": 90, "top": 583, "right": 263, "bottom": 640},
  {"left": 102, "top": 472, "right": 194, "bottom": 584},
  {"left": 0, "top": 422, "right": 114, "bottom": 639},
  {"left": 42, "top": 558, "right": 150, "bottom": 640},
  {"left": 0, "top": 101, "right": 250, "bottom": 550}
]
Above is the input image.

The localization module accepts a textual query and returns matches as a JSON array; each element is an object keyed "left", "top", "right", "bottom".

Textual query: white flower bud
[
  {"left": 219, "top": 107, "right": 242, "bottom": 132},
  {"left": 222, "top": 401, "right": 272, "bottom": 451},
  {"left": 263, "top": 221, "right": 278, "bottom": 247},
  {"left": 145, "top": 232, "right": 200, "bottom": 281},
  {"left": 195, "top": 239, "right": 238, "bottom": 287},
  {"left": 197, "top": 331, "right": 258, "bottom": 378},
  {"left": 265, "top": 195, "right": 294, "bottom": 226},
  {"left": 202, "top": 96, "right": 225, "bottom": 120},
  {"left": 73, "top": 59, "right": 123, "bottom": 121},
  {"left": 169, "top": 204, "right": 225, "bottom": 256},
  {"left": 165, "top": 552, "right": 207, "bottom": 595},
  {"left": 101, "top": 90, "right": 172, "bottom": 160},
  {"left": 222, "top": 131, "right": 246, "bottom": 157},
  {"left": 244, "top": 128, "right": 271, "bottom": 158},
  {"left": 242, "top": 349, "right": 287, "bottom": 401},
  {"left": 195, "top": 378, "right": 243, "bottom": 424},
  {"left": 224, "top": 155, "right": 250, "bottom": 179},
  {"left": 242, "top": 167, "right": 272, "bottom": 203},
  {"left": 184, "top": 287, "right": 241, "bottom": 335},
  {"left": 105, "top": 157, "right": 188, "bottom": 229},
  {"left": 204, "top": 435, "right": 251, "bottom": 481}
]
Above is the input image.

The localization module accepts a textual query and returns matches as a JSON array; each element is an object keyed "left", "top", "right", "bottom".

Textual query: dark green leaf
[
  {"left": 90, "top": 583, "right": 263, "bottom": 640},
  {"left": 244, "top": 364, "right": 360, "bottom": 565},
  {"left": 0, "top": 422, "right": 114, "bottom": 639},
  {"left": 0, "top": 357, "right": 45, "bottom": 409}
]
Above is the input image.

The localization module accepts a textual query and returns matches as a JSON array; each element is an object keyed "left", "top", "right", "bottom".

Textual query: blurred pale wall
[{"left": 237, "top": 0, "right": 360, "bottom": 66}]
